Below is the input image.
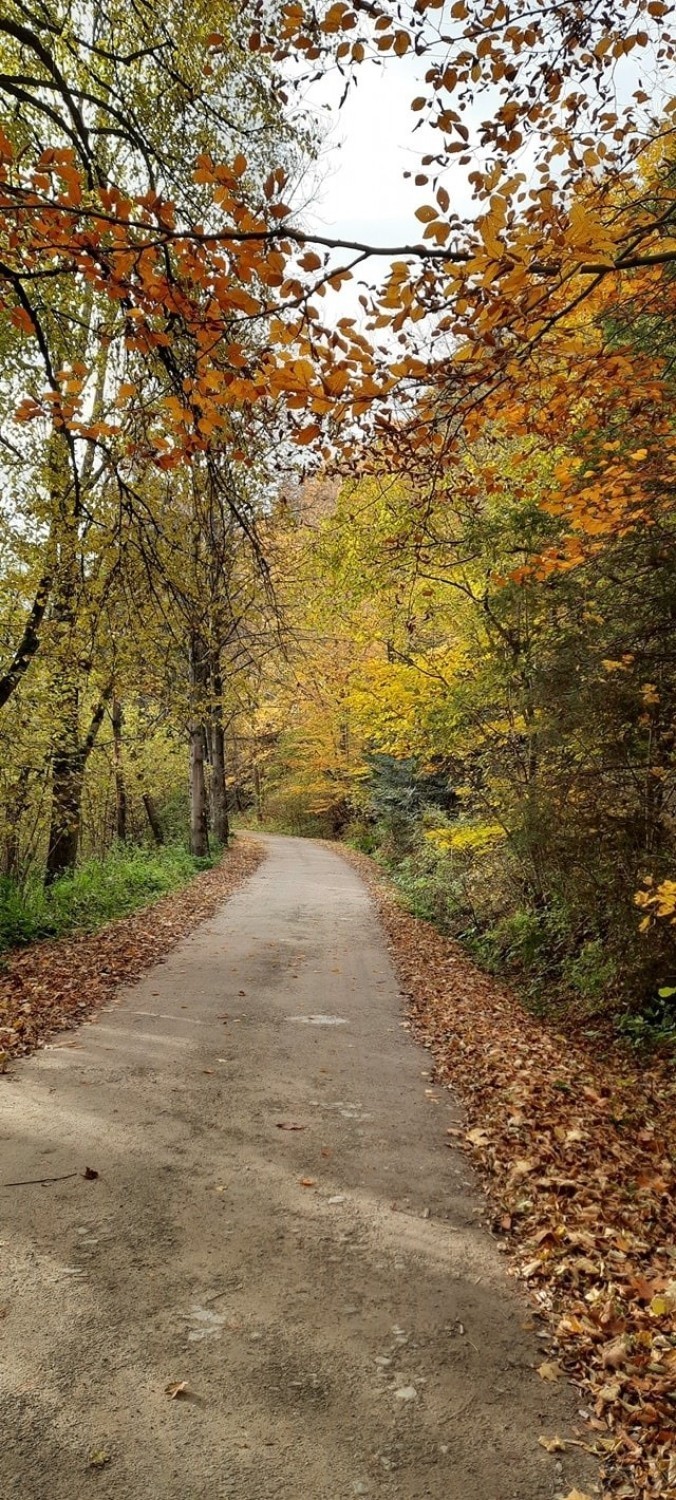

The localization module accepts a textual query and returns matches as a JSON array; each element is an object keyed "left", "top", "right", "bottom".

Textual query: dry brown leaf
[
  {"left": 537, "top": 1361, "right": 562, "bottom": 1382},
  {"left": 299, "top": 1177, "right": 317, "bottom": 1188},
  {"left": 538, "top": 1435, "right": 566, "bottom": 1453},
  {"left": 165, "top": 1381, "right": 188, "bottom": 1399}
]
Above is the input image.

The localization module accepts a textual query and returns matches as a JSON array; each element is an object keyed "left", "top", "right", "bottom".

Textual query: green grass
[{"left": 0, "top": 842, "right": 219, "bottom": 954}]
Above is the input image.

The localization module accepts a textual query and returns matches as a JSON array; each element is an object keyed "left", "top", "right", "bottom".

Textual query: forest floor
[
  {"left": 0, "top": 833, "right": 594, "bottom": 1500},
  {"left": 335, "top": 847, "right": 676, "bottom": 1500}
]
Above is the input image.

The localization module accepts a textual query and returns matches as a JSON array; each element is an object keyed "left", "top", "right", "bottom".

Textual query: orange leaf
[{"left": 295, "top": 423, "right": 321, "bottom": 445}]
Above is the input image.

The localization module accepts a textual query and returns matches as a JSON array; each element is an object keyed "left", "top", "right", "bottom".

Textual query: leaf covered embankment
[
  {"left": 0, "top": 837, "right": 264, "bottom": 1062},
  {"left": 338, "top": 847, "right": 676, "bottom": 1500}
]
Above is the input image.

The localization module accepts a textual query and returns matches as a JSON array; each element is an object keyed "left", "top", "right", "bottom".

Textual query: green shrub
[{"left": 616, "top": 987, "right": 676, "bottom": 1049}]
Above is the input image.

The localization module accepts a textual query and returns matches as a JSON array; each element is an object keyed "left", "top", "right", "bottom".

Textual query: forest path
[{"left": 0, "top": 835, "right": 591, "bottom": 1500}]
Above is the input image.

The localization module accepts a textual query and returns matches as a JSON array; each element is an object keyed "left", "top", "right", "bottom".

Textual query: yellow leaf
[{"left": 649, "top": 1293, "right": 673, "bottom": 1316}]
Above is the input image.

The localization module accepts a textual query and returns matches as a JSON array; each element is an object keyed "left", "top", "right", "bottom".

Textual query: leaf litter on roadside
[{"left": 338, "top": 847, "right": 676, "bottom": 1500}]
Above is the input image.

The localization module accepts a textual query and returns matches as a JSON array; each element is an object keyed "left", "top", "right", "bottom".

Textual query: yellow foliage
[
  {"left": 635, "top": 878, "right": 676, "bottom": 930},
  {"left": 425, "top": 822, "right": 507, "bottom": 854}
]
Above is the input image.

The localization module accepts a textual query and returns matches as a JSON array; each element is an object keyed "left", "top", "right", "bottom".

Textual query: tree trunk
[
  {"left": 189, "top": 722, "right": 209, "bottom": 857},
  {"left": 209, "top": 658, "right": 229, "bottom": 845},
  {"left": 111, "top": 699, "right": 127, "bottom": 842},
  {"left": 142, "top": 793, "right": 164, "bottom": 845},
  {"left": 189, "top": 633, "right": 210, "bottom": 858},
  {"left": 46, "top": 749, "right": 85, "bottom": 882},
  {"left": 46, "top": 688, "right": 111, "bottom": 882},
  {"left": 210, "top": 718, "right": 230, "bottom": 844},
  {"left": 253, "top": 761, "right": 264, "bottom": 824}
]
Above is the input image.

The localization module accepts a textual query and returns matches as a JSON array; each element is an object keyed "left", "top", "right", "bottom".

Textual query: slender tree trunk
[
  {"left": 0, "top": 565, "right": 53, "bottom": 712},
  {"left": 189, "top": 723, "right": 209, "bottom": 857},
  {"left": 111, "top": 699, "right": 127, "bottom": 842},
  {"left": 209, "top": 658, "right": 229, "bottom": 845},
  {"left": 142, "top": 793, "right": 164, "bottom": 845},
  {"left": 253, "top": 761, "right": 264, "bottom": 825},
  {"left": 210, "top": 719, "right": 229, "bottom": 844},
  {"left": 189, "top": 632, "right": 209, "bottom": 858}
]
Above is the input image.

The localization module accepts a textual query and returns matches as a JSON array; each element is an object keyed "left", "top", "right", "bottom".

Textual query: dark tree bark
[
  {"left": 0, "top": 568, "right": 53, "bottom": 711},
  {"left": 142, "top": 793, "right": 165, "bottom": 845},
  {"left": 46, "top": 687, "right": 111, "bottom": 882}
]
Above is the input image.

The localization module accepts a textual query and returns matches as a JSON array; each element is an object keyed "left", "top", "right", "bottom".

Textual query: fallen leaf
[
  {"left": 83, "top": 1166, "right": 99, "bottom": 1180},
  {"left": 648, "top": 1292, "right": 673, "bottom": 1316},
  {"left": 537, "top": 1361, "right": 562, "bottom": 1382},
  {"left": 276, "top": 1122, "right": 307, "bottom": 1131},
  {"left": 601, "top": 1336, "right": 628, "bottom": 1369},
  {"left": 538, "top": 1435, "right": 566, "bottom": 1453},
  {"left": 299, "top": 1177, "right": 316, "bottom": 1188},
  {"left": 88, "top": 1450, "right": 111, "bottom": 1468},
  {"left": 165, "top": 1381, "right": 188, "bottom": 1399}
]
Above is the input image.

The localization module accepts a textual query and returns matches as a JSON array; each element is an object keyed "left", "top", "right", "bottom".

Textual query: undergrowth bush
[
  {"left": 356, "top": 809, "right": 676, "bottom": 1045},
  {"left": 0, "top": 842, "right": 217, "bottom": 953}
]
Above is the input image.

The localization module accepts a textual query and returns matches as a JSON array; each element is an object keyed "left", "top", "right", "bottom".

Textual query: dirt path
[{"left": 0, "top": 835, "right": 593, "bottom": 1500}]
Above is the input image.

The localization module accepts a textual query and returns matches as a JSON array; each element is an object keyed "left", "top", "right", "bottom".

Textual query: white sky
[{"left": 304, "top": 57, "right": 445, "bottom": 250}]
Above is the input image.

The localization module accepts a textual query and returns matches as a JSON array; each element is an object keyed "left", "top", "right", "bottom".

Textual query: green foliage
[
  {"left": 616, "top": 990, "right": 676, "bottom": 1050},
  {"left": 0, "top": 843, "right": 216, "bottom": 953}
]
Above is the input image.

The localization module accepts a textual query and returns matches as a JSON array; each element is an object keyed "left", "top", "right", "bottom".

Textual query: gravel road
[{"left": 0, "top": 835, "right": 593, "bottom": 1499}]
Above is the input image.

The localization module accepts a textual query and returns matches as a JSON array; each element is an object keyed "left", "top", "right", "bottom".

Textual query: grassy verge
[{"left": 0, "top": 842, "right": 219, "bottom": 954}]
